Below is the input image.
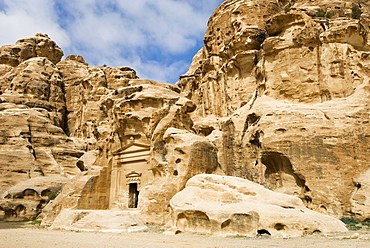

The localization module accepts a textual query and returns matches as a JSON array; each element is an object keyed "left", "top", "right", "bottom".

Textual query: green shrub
[
  {"left": 30, "top": 220, "right": 42, "bottom": 225},
  {"left": 284, "top": 4, "right": 291, "bottom": 13},
  {"left": 352, "top": 5, "right": 361, "bottom": 19},
  {"left": 325, "top": 12, "right": 333, "bottom": 19},
  {"left": 347, "top": 223, "right": 362, "bottom": 231},
  {"left": 47, "top": 190, "right": 60, "bottom": 200},
  {"left": 315, "top": 9, "right": 326, "bottom": 18},
  {"left": 362, "top": 219, "right": 370, "bottom": 227},
  {"left": 340, "top": 217, "right": 363, "bottom": 230},
  {"left": 340, "top": 217, "right": 359, "bottom": 225}
]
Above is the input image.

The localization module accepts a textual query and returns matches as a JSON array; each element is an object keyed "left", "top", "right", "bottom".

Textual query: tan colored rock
[
  {"left": 0, "top": 176, "right": 68, "bottom": 221},
  {"left": 0, "top": 53, "right": 86, "bottom": 197},
  {"left": 2, "top": 0, "right": 370, "bottom": 235},
  {"left": 42, "top": 81, "right": 205, "bottom": 226},
  {"left": 350, "top": 169, "right": 370, "bottom": 221},
  {"left": 139, "top": 128, "right": 220, "bottom": 224},
  {"left": 0, "top": 56, "right": 67, "bottom": 128},
  {"left": 0, "top": 33, "right": 63, "bottom": 67},
  {"left": 0, "top": 107, "right": 84, "bottom": 196},
  {"left": 177, "top": 0, "right": 370, "bottom": 219},
  {"left": 41, "top": 161, "right": 116, "bottom": 223},
  {"left": 33, "top": 46, "right": 200, "bottom": 226},
  {"left": 170, "top": 174, "right": 347, "bottom": 237},
  {"left": 0, "top": 35, "right": 86, "bottom": 220},
  {"left": 51, "top": 209, "right": 147, "bottom": 232},
  {"left": 179, "top": 0, "right": 370, "bottom": 116}
]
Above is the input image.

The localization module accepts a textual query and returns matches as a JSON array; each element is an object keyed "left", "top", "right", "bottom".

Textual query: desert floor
[{"left": 1, "top": 221, "right": 370, "bottom": 248}]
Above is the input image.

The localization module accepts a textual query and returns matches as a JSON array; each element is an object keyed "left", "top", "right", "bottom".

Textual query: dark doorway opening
[{"left": 128, "top": 183, "right": 139, "bottom": 208}]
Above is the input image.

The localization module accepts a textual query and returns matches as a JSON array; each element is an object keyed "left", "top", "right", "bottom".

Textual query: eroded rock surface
[
  {"left": 170, "top": 174, "right": 347, "bottom": 237},
  {"left": 1, "top": 0, "right": 370, "bottom": 235},
  {"left": 50, "top": 209, "right": 147, "bottom": 232},
  {"left": 0, "top": 33, "right": 63, "bottom": 68},
  {"left": 0, "top": 177, "right": 67, "bottom": 221},
  {"left": 178, "top": 0, "right": 370, "bottom": 219}
]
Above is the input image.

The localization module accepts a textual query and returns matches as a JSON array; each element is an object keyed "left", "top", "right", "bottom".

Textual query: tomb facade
[{"left": 110, "top": 140, "right": 152, "bottom": 210}]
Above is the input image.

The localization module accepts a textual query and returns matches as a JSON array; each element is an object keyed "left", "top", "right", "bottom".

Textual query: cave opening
[{"left": 261, "top": 152, "right": 305, "bottom": 195}]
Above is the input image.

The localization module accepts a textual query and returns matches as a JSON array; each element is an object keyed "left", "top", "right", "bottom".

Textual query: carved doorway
[{"left": 128, "top": 183, "right": 139, "bottom": 208}]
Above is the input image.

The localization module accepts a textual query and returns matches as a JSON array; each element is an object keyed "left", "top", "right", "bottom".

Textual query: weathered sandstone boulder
[
  {"left": 0, "top": 33, "right": 63, "bottom": 68},
  {"left": 41, "top": 171, "right": 103, "bottom": 225},
  {"left": 50, "top": 209, "right": 147, "bottom": 232},
  {"left": 0, "top": 177, "right": 68, "bottom": 221},
  {"left": 0, "top": 105, "right": 85, "bottom": 196},
  {"left": 138, "top": 127, "right": 221, "bottom": 224},
  {"left": 170, "top": 174, "right": 347, "bottom": 237}
]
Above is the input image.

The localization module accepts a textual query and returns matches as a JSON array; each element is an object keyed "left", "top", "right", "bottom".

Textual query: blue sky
[{"left": 0, "top": 0, "right": 224, "bottom": 84}]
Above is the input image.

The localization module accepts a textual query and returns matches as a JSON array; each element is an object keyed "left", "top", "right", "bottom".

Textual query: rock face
[
  {"left": 0, "top": 33, "right": 63, "bottom": 68},
  {"left": 1, "top": 0, "right": 370, "bottom": 236},
  {"left": 170, "top": 174, "right": 347, "bottom": 237},
  {"left": 50, "top": 209, "right": 147, "bottom": 232},
  {"left": 178, "top": 0, "right": 370, "bottom": 220},
  {"left": 0, "top": 177, "right": 68, "bottom": 221},
  {"left": 0, "top": 34, "right": 86, "bottom": 220}
]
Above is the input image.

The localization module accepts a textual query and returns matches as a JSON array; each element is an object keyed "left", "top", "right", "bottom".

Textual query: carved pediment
[
  {"left": 126, "top": 171, "right": 142, "bottom": 183},
  {"left": 113, "top": 142, "right": 150, "bottom": 165},
  {"left": 113, "top": 142, "right": 150, "bottom": 156}
]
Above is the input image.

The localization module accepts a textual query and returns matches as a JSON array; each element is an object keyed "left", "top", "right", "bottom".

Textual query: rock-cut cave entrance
[
  {"left": 261, "top": 152, "right": 305, "bottom": 196},
  {"left": 128, "top": 183, "right": 139, "bottom": 208}
]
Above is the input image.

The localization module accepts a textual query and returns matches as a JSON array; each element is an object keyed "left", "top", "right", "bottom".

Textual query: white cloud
[
  {"left": 0, "top": 0, "right": 71, "bottom": 47},
  {"left": 0, "top": 0, "right": 224, "bottom": 83}
]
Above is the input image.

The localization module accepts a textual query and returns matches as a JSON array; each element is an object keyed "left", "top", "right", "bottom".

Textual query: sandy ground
[{"left": 1, "top": 222, "right": 370, "bottom": 248}]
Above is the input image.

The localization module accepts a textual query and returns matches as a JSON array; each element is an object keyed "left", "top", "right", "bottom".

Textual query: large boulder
[
  {"left": 170, "top": 174, "right": 347, "bottom": 237},
  {"left": 50, "top": 209, "right": 147, "bottom": 232},
  {"left": 0, "top": 33, "right": 63, "bottom": 68},
  {"left": 0, "top": 177, "right": 68, "bottom": 221}
]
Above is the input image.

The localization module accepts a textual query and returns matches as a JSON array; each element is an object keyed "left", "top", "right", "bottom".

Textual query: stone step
[{"left": 52, "top": 209, "right": 147, "bottom": 232}]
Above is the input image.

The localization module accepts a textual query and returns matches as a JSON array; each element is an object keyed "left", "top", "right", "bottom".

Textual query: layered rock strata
[
  {"left": 0, "top": 0, "right": 370, "bottom": 236},
  {"left": 178, "top": 0, "right": 370, "bottom": 219}
]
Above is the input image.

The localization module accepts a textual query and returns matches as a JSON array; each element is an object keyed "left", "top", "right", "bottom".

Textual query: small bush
[
  {"left": 232, "top": 235, "right": 247, "bottom": 238},
  {"left": 362, "top": 219, "right": 370, "bottom": 227},
  {"left": 325, "top": 12, "right": 334, "bottom": 19},
  {"left": 347, "top": 223, "right": 362, "bottom": 231},
  {"left": 340, "top": 217, "right": 364, "bottom": 230},
  {"left": 352, "top": 5, "right": 361, "bottom": 19},
  {"left": 315, "top": 9, "right": 326, "bottom": 18},
  {"left": 284, "top": 4, "right": 291, "bottom": 13},
  {"left": 47, "top": 190, "right": 60, "bottom": 200},
  {"left": 340, "top": 217, "right": 359, "bottom": 225},
  {"left": 30, "top": 220, "right": 42, "bottom": 225}
]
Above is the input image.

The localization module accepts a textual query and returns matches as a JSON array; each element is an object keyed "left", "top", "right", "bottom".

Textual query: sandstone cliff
[
  {"left": 178, "top": 0, "right": 370, "bottom": 220},
  {"left": 0, "top": 33, "right": 216, "bottom": 223},
  {"left": 0, "top": 0, "right": 370, "bottom": 237}
]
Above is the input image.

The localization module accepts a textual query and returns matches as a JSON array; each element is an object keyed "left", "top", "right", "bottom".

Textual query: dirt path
[{"left": 1, "top": 222, "right": 370, "bottom": 248}]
